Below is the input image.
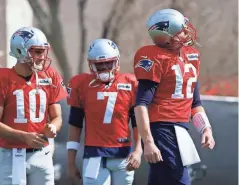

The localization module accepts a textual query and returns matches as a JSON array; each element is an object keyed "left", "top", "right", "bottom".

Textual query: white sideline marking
[{"left": 201, "top": 95, "right": 238, "bottom": 103}]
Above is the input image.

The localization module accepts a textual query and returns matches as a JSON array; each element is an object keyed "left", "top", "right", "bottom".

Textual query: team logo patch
[
  {"left": 13, "top": 30, "right": 34, "bottom": 42},
  {"left": 38, "top": 78, "right": 52, "bottom": 85},
  {"left": 186, "top": 53, "right": 199, "bottom": 61},
  {"left": 117, "top": 83, "right": 132, "bottom": 91},
  {"left": 148, "top": 21, "right": 169, "bottom": 32},
  {"left": 135, "top": 59, "right": 154, "bottom": 72}
]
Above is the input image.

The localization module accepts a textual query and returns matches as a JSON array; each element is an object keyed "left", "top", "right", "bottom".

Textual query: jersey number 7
[{"left": 97, "top": 92, "right": 118, "bottom": 124}]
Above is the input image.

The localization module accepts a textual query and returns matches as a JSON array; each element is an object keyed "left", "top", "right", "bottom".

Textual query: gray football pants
[
  {"left": 82, "top": 157, "right": 134, "bottom": 185},
  {"left": 0, "top": 145, "right": 54, "bottom": 185}
]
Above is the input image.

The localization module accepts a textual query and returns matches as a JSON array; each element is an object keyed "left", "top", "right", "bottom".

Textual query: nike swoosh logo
[
  {"left": 45, "top": 151, "right": 50, "bottom": 155},
  {"left": 141, "top": 55, "right": 147, "bottom": 59}
]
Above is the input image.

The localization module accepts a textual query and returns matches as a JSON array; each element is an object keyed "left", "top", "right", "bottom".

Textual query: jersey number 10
[{"left": 13, "top": 89, "right": 46, "bottom": 123}]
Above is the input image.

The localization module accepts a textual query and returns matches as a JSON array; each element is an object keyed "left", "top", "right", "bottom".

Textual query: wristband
[
  {"left": 192, "top": 112, "right": 211, "bottom": 134},
  {"left": 66, "top": 141, "right": 80, "bottom": 150}
]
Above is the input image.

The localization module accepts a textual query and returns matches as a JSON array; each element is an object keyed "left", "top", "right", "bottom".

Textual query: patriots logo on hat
[{"left": 135, "top": 59, "right": 154, "bottom": 72}]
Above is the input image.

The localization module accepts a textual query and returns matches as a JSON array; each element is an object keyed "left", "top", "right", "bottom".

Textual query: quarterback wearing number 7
[
  {"left": 134, "top": 9, "right": 216, "bottom": 185},
  {"left": 0, "top": 27, "right": 67, "bottom": 185},
  {"left": 67, "top": 39, "right": 142, "bottom": 185}
]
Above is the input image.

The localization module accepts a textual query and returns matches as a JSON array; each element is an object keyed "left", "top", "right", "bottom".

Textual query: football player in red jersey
[
  {"left": 134, "top": 9, "right": 215, "bottom": 185},
  {"left": 0, "top": 27, "right": 67, "bottom": 185},
  {"left": 67, "top": 38, "right": 142, "bottom": 185}
]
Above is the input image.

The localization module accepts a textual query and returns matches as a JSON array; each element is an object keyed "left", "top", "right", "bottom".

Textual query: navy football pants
[{"left": 147, "top": 123, "right": 190, "bottom": 185}]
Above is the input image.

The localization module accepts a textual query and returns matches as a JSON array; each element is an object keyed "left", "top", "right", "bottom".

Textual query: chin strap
[
  {"left": 34, "top": 71, "right": 40, "bottom": 94},
  {"left": 89, "top": 79, "right": 100, "bottom": 88},
  {"left": 34, "top": 69, "right": 57, "bottom": 94}
]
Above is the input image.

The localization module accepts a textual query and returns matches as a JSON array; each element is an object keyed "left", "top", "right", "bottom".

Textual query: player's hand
[
  {"left": 126, "top": 150, "right": 142, "bottom": 171},
  {"left": 201, "top": 127, "right": 215, "bottom": 149},
  {"left": 144, "top": 141, "right": 163, "bottom": 163},
  {"left": 43, "top": 123, "right": 57, "bottom": 138},
  {"left": 22, "top": 132, "right": 47, "bottom": 148},
  {"left": 67, "top": 164, "right": 82, "bottom": 185}
]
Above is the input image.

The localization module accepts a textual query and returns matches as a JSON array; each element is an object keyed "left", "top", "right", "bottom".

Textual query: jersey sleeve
[
  {"left": 191, "top": 49, "right": 200, "bottom": 77},
  {"left": 68, "top": 106, "right": 85, "bottom": 128},
  {"left": 197, "top": 54, "right": 201, "bottom": 77},
  {"left": 49, "top": 71, "right": 68, "bottom": 104},
  {"left": 135, "top": 79, "right": 158, "bottom": 107},
  {"left": 191, "top": 82, "right": 202, "bottom": 108},
  {"left": 134, "top": 46, "right": 163, "bottom": 83},
  {"left": 126, "top": 74, "right": 138, "bottom": 107},
  {"left": 67, "top": 74, "right": 85, "bottom": 108}
]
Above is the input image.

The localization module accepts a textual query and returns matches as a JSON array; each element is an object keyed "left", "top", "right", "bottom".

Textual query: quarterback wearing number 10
[{"left": 0, "top": 27, "right": 67, "bottom": 185}]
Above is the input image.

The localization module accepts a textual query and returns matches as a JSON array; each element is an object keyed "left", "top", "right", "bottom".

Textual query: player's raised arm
[
  {"left": 44, "top": 71, "right": 68, "bottom": 138},
  {"left": 44, "top": 103, "right": 62, "bottom": 138}
]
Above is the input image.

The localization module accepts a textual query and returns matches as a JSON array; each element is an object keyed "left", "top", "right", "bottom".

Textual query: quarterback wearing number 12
[{"left": 134, "top": 9, "right": 216, "bottom": 185}]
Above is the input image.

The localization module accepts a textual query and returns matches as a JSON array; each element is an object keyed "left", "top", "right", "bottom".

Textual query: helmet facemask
[
  {"left": 170, "top": 18, "right": 196, "bottom": 49},
  {"left": 89, "top": 57, "right": 119, "bottom": 82},
  {"left": 25, "top": 46, "right": 52, "bottom": 72}
]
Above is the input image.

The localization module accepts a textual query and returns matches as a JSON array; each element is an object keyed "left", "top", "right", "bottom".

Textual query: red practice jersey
[
  {"left": 134, "top": 45, "right": 200, "bottom": 123},
  {"left": 67, "top": 73, "right": 138, "bottom": 148},
  {"left": 0, "top": 67, "right": 67, "bottom": 148}
]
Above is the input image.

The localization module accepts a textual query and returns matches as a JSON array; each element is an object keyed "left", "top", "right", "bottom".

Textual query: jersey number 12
[{"left": 171, "top": 63, "right": 197, "bottom": 98}]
